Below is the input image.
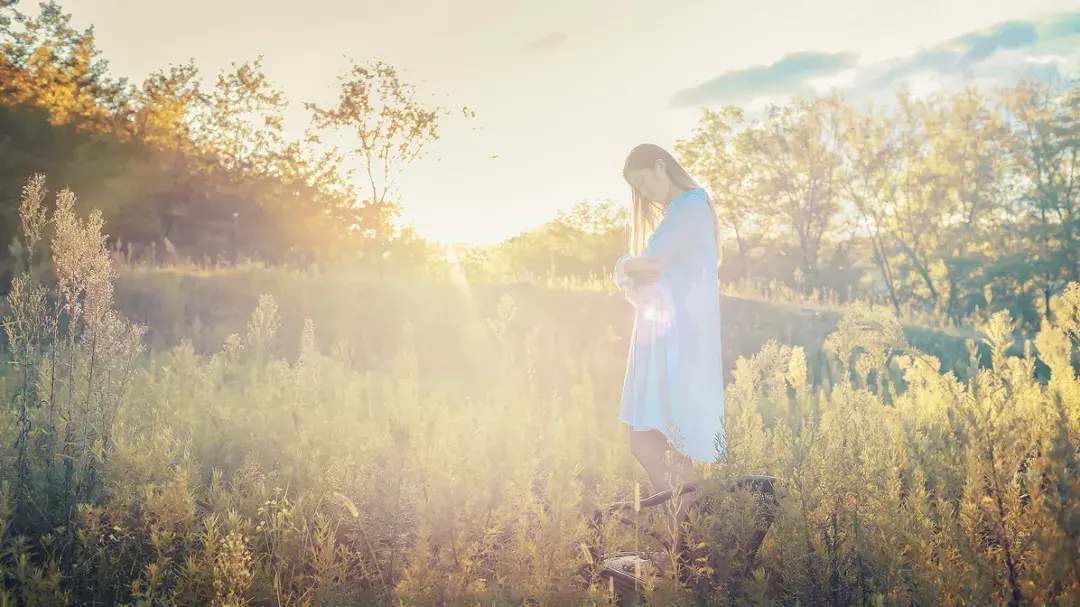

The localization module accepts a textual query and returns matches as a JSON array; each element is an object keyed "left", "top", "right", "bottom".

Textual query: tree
[
  {"left": 192, "top": 56, "right": 288, "bottom": 179},
  {"left": 555, "top": 199, "right": 628, "bottom": 277},
  {"left": 929, "top": 85, "right": 1012, "bottom": 322},
  {"left": 843, "top": 100, "right": 905, "bottom": 313},
  {"left": 0, "top": 2, "right": 458, "bottom": 275},
  {"left": 129, "top": 61, "right": 203, "bottom": 149},
  {"left": 676, "top": 106, "right": 771, "bottom": 279},
  {"left": 998, "top": 80, "right": 1080, "bottom": 321},
  {"left": 745, "top": 95, "right": 850, "bottom": 283},
  {"left": 476, "top": 199, "right": 629, "bottom": 283},
  {"left": 864, "top": 90, "right": 950, "bottom": 313},
  {"left": 0, "top": 1, "right": 121, "bottom": 132},
  {"left": 306, "top": 59, "right": 468, "bottom": 274}
]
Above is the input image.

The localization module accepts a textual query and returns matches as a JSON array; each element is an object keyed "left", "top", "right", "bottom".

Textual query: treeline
[
  {"left": 0, "top": 1, "right": 453, "bottom": 280},
  {"left": 5, "top": 2, "right": 1080, "bottom": 334},
  {"left": 674, "top": 87, "right": 1080, "bottom": 330},
  {"left": 476, "top": 82, "right": 1080, "bottom": 335}
]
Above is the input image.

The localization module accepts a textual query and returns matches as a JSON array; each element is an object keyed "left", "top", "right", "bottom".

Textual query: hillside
[{"left": 112, "top": 264, "right": 979, "bottom": 393}]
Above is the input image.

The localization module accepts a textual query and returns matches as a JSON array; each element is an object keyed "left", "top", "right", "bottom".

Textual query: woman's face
[{"left": 625, "top": 160, "right": 670, "bottom": 204}]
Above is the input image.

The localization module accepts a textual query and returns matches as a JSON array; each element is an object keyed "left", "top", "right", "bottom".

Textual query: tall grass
[{"left": 2, "top": 176, "right": 1080, "bottom": 605}]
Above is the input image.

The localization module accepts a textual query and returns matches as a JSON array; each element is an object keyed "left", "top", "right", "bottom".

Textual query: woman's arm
[{"left": 613, "top": 197, "right": 709, "bottom": 289}]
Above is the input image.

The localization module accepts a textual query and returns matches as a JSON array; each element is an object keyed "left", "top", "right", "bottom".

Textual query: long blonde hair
[{"left": 622, "top": 143, "right": 722, "bottom": 261}]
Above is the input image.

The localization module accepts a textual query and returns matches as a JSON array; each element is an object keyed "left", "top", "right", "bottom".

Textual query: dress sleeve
[
  {"left": 613, "top": 254, "right": 635, "bottom": 289},
  {"left": 615, "top": 193, "right": 711, "bottom": 290},
  {"left": 641, "top": 197, "right": 710, "bottom": 266}
]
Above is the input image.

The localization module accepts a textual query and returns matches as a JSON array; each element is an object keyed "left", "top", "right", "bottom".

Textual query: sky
[{"left": 45, "top": 0, "right": 1080, "bottom": 244}]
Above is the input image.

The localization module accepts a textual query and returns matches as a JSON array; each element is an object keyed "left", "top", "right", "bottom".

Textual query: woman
[{"left": 614, "top": 143, "right": 725, "bottom": 553}]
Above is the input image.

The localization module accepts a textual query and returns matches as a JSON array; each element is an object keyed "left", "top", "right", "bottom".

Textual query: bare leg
[
  {"left": 628, "top": 429, "right": 697, "bottom": 557},
  {"left": 628, "top": 429, "right": 671, "bottom": 496},
  {"left": 667, "top": 451, "right": 696, "bottom": 559}
]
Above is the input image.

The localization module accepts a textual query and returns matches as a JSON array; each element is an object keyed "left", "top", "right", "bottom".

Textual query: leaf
[
  {"left": 579, "top": 542, "right": 594, "bottom": 565},
  {"left": 331, "top": 491, "right": 359, "bottom": 519}
]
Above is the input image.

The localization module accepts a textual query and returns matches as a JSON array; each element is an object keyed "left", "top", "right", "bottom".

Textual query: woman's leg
[
  {"left": 628, "top": 429, "right": 697, "bottom": 555},
  {"left": 668, "top": 449, "right": 696, "bottom": 559},
  {"left": 628, "top": 429, "right": 671, "bottom": 495}
]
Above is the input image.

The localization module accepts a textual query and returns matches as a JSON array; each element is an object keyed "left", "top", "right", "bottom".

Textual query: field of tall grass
[{"left": 3, "top": 180, "right": 1080, "bottom": 606}]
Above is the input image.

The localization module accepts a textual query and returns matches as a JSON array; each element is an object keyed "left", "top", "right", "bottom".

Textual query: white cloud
[{"left": 807, "top": 68, "right": 861, "bottom": 94}]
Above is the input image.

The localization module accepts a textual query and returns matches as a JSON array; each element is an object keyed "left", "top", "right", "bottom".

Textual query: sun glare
[{"left": 444, "top": 245, "right": 460, "bottom": 265}]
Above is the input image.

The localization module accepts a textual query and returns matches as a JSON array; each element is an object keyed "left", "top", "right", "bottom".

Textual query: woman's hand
[{"left": 624, "top": 256, "right": 663, "bottom": 285}]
